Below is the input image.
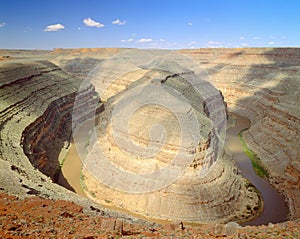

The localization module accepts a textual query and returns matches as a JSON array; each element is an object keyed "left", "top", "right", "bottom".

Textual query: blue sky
[{"left": 0, "top": 0, "right": 299, "bottom": 49}]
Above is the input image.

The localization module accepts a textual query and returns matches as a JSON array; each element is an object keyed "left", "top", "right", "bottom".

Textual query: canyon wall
[
  {"left": 0, "top": 48, "right": 298, "bottom": 225},
  {"left": 180, "top": 48, "right": 300, "bottom": 219},
  {"left": 81, "top": 67, "right": 260, "bottom": 223},
  {"left": 0, "top": 59, "right": 103, "bottom": 200},
  {"left": 0, "top": 54, "right": 152, "bottom": 224},
  {"left": 50, "top": 48, "right": 299, "bottom": 220}
]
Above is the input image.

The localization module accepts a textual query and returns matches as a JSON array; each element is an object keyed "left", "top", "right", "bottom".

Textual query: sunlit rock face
[
  {"left": 0, "top": 60, "right": 101, "bottom": 182},
  {"left": 1, "top": 47, "right": 298, "bottom": 224},
  {"left": 80, "top": 53, "right": 260, "bottom": 223},
  {"left": 180, "top": 48, "right": 300, "bottom": 219},
  {"left": 0, "top": 56, "right": 131, "bottom": 220}
]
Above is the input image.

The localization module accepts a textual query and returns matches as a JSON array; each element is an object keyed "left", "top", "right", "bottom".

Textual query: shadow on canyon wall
[
  {"left": 215, "top": 48, "right": 300, "bottom": 223},
  {"left": 60, "top": 57, "right": 104, "bottom": 79},
  {"left": 231, "top": 48, "right": 299, "bottom": 170},
  {"left": 2, "top": 49, "right": 297, "bottom": 222},
  {"left": 56, "top": 49, "right": 299, "bottom": 198}
]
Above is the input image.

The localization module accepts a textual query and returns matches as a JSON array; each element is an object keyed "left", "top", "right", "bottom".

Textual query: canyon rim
[{"left": 0, "top": 47, "right": 299, "bottom": 237}]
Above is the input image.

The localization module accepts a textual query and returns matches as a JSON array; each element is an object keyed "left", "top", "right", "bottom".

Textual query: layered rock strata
[
  {"left": 81, "top": 67, "right": 261, "bottom": 223},
  {"left": 48, "top": 48, "right": 300, "bottom": 221},
  {"left": 0, "top": 57, "right": 154, "bottom": 225},
  {"left": 0, "top": 48, "right": 299, "bottom": 225},
  {"left": 180, "top": 48, "right": 300, "bottom": 219},
  {"left": 0, "top": 60, "right": 90, "bottom": 201},
  {"left": 0, "top": 60, "right": 100, "bottom": 180}
]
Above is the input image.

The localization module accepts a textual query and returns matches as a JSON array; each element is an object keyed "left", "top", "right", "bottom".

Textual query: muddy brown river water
[
  {"left": 58, "top": 114, "right": 288, "bottom": 225},
  {"left": 225, "top": 114, "right": 288, "bottom": 226}
]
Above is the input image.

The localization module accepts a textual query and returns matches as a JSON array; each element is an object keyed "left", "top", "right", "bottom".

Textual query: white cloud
[
  {"left": 112, "top": 19, "right": 126, "bottom": 25},
  {"left": 121, "top": 38, "right": 134, "bottom": 43},
  {"left": 188, "top": 22, "right": 192, "bottom": 26},
  {"left": 0, "top": 22, "right": 6, "bottom": 27},
  {"left": 44, "top": 23, "right": 64, "bottom": 32},
  {"left": 137, "top": 38, "right": 153, "bottom": 43},
  {"left": 241, "top": 43, "right": 248, "bottom": 46},
  {"left": 253, "top": 36, "right": 261, "bottom": 40},
  {"left": 24, "top": 26, "right": 32, "bottom": 32},
  {"left": 83, "top": 18, "right": 104, "bottom": 28},
  {"left": 159, "top": 38, "right": 165, "bottom": 42},
  {"left": 151, "top": 42, "right": 159, "bottom": 47},
  {"left": 207, "top": 41, "right": 224, "bottom": 48},
  {"left": 188, "top": 41, "right": 197, "bottom": 48},
  {"left": 239, "top": 36, "right": 245, "bottom": 40},
  {"left": 268, "top": 41, "right": 275, "bottom": 45},
  {"left": 207, "top": 41, "right": 223, "bottom": 48}
]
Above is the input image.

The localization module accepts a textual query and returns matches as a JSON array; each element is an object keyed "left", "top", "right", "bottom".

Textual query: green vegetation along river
[
  {"left": 58, "top": 114, "right": 288, "bottom": 225},
  {"left": 225, "top": 114, "right": 288, "bottom": 225}
]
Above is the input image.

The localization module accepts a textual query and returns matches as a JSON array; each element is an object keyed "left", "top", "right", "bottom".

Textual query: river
[
  {"left": 225, "top": 114, "right": 288, "bottom": 225},
  {"left": 57, "top": 120, "right": 95, "bottom": 197},
  {"left": 58, "top": 114, "right": 288, "bottom": 225}
]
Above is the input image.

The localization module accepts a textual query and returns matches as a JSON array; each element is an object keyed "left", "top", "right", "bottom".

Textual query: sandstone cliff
[
  {"left": 48, "top": 48, "right": 299, "bottom": 221},
  {"left": 180, "top": 48, "right": 300, "bottom": 219},
  {"left": 0, "top": 59, "right": 98, "bottom": 210},
  {"left": 0, "top": 48, "right": 299, "bottom": 227},
  {"left": 0, "top": 55, "right": 149, "bottom": 226},
  {"left": 81, "top": 62, "right": 261, "bottom": 224},
  {"left": 0, "top": 60, "right": 99, "bottom": 179},
  {"left": 53, "top": 48, "right": 300, "bottom": 220}
]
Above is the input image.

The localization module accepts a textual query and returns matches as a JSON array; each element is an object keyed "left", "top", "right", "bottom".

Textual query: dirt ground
[{"left": 1, "top": 193, "right": 299, "bottom": 239}]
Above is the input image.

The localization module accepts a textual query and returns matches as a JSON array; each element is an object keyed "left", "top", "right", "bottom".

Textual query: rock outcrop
[
  {"left": 49, "top": 48, "right": 299, "bottom": 221},
  {"left": 0, "top": 48, "right": 299, "bottom": 226},
  {"left": 180, "top": 48, "right": 300, "bottom": 219},
  {"left": 0, "top": 60, "right": 100, "bottom": 181},
  {"left": 80, "top": 58, "right": 261, "bottom": 223},
  {"left": 0, "top": 55, "right": 147, "bottom": 224}
]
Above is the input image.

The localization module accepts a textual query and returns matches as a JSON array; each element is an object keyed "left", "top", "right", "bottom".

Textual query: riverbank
[
  {"left": 57, "top": 120, "right": 95, "bottom": 197},
  {"left": 58, "top": 113, "right": 288, "bottom": 225},
  {"left": 226, "top": 114, "right": 288, "bottom": 226},
  {"left": 238, "top": 129, "right": 269, "bottom": 178}
]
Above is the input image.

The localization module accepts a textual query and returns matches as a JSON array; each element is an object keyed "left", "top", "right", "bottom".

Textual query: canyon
[
  {"left": 179, "top": 48, "right": 300, "bottom": 219},
  {"left": 0, "top": 48, "right": 299, "bottom": 237}
]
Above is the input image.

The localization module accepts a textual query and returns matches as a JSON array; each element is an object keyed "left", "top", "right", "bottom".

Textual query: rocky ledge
[
  {"left": 0, "top": 48, "right": 299, "bottom": 236},
  {"left": 81, "top": 62, "right": 261, "bottom": 224},
  {"left": 0, "top": 58, "right": 146, "bottom": 225},
  {"left": 0, "top": 59, "right": 99, "bottom": 180},
  {"left": 180, "top": 48, "right": 300, "bottom": 219},
  {"left": 51, "top": 48, "right": 299, "bottom": 222}
]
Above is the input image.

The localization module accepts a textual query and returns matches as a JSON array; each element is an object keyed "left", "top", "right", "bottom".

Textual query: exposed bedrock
[
  {"left": 48, "top": 48, "right": 299, "bottom": 220},
  {"left": 180, "top": 48, "right": 300, "bottom": 219},
  {"left": 50, "top": 48, "right": 128, "bottom": 80},
  {"left": 21, "top": 84, "right": 101, "bottom": 181},
  {"left": 81, "top": 68, "right": 260, "bottom": 223},
  {"left": 0, "top": 60, "right": 102, "bottom": 195},
  {"left": 0, "top": 48, "right": 299, "bottom": 224}
]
